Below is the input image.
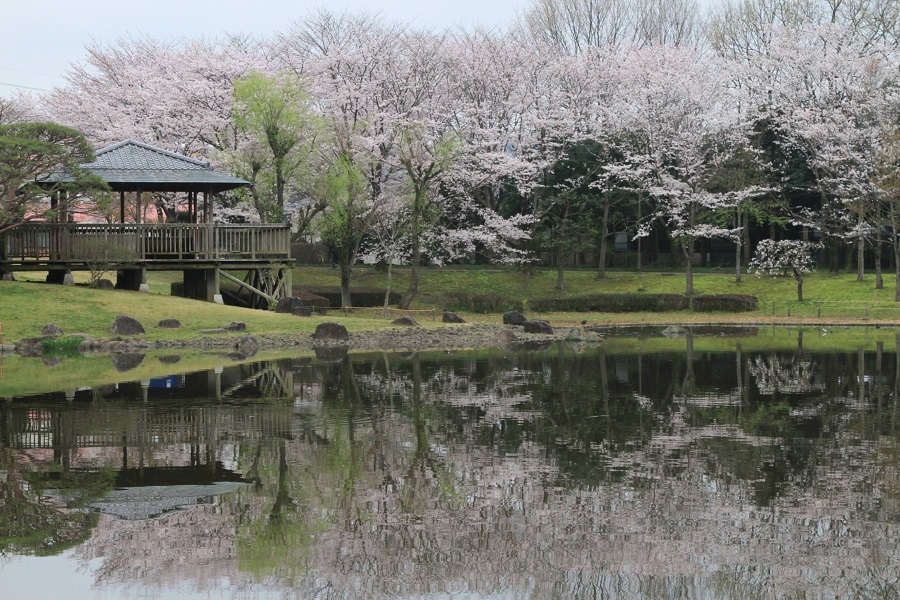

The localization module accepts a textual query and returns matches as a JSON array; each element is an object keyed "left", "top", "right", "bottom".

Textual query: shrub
[
  {"left": 78, "top": 239, "right": 139, "bottom": 287},
  {"left": 440, "top": 292, "right": 524, "bottom": 313},
  {"left": 530, "top": 294, "right": 688, "bottom": 312},
  {"left": 300, "top": 286, "right": 401, "bottom": 307},
  {"left": 691, "top": 294, "right": 758, "bottom": 312},
  {"left": 529, "top": 293, "right": 758, "bottom": 313}
]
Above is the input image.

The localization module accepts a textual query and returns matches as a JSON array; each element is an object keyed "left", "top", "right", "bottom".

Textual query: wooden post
[
  {"left": 135, "top": 185, "right": 142, "bottom": 224},
  {"left": 207, "top": 268, "right": 222, "bottom": 304}
]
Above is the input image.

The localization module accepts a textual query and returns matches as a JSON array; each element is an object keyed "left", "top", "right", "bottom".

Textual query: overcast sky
[{"left": 0, "top": 0, "right": 529, "bottom": 97}]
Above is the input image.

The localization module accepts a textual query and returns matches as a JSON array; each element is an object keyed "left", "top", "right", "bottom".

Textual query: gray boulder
[
  {"left": 109, "top": 316, "right": 145, "bottom": 335},
  {"left": 234, "top": 334, "right": 259, "bottom": 357},
  {"left": 442, "top": 311, "right": 465, "bottom": 323},
  {"left": 312, "top": 322, "right": 349, "bottom": 341},
  {"left": 503, "top": 311, "right": 528, "bottom": 326},
  {"left": 40, "top": 323, "right": 64, "bottom": 338},
  {"left": 15, "top": 337, "right": 43, "bottom": 357},
  {"left": 524, "top": 320, "right": 554, "bottom": 335},
  {"left": 158, "top": 319, "right": 181, "bottom": 329},
  {"left": 225, "top": 321, "right": 247, "bottom": 332},
  {"left": 391, "top": 316, "right": 419, "bottom": 327},
  {"left": 275, "top": 297, "right": 312, "bottom": 316}
]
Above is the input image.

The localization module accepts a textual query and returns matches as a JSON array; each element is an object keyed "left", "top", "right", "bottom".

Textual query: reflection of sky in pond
[{"left": 3, "top": 336, "right": 900, "bottom": 599}]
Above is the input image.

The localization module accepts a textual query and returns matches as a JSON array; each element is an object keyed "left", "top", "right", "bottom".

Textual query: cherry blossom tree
[
  {"left": 359, "top": 190, "right": 412, "bottom": 312},
  {"left": 749, "top": 239, "right": 822, "bottom": 301},
  {"left": 44, "top": 35, "right": 268, "bottom": 154},
  {"left": 874, "top": 126, "right": 900, "bottom": 300},
  {"left": 611, "top": 45, "right": 749, "bottom": 295},
  {"left": 0, "top": 93, "right": 37, "bottom": 125},
  {"left": 745, "top": 24, "right": 899, "bottom": 279}
]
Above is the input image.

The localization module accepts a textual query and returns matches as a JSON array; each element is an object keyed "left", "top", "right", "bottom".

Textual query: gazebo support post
[
  {"left": 116, "top": 268, "right": 149, "bottom": 292},
  {"left": 182, "top": 269, "right": 221, "bottom": 303}
]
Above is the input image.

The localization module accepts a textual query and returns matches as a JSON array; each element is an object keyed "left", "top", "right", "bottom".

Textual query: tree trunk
[
  {"left": 383, "top": 261, "right": 394, "bottom": 314},
  {"left": 339, "top": 260, "right": 352, "bottom": 309},
  {"left": 735, "top": 205, "right": 742, "bottom": 283},
  {"left": 793, "top": 267, "right": 803, "bottom": 302},
  {"left": 400, "top": 249, "right": 420, "bottom": 310},
  {"left": 400, "top": 188, "right": 424, "bottom": 310},
  {"left": 742, "top": 206, "right": 751, "bottom": 265},
  {"left": 875, "top": 207, "right": 884, "bottom": 289},
  {"left": 682, "top": 237, "right": 694, "bottom": 296},
  {"left": 597, "top": 194, "right": 610, "bottom": 279},
  {"left": 895, "top": 230, "right": 900, "bottom": 302},
  {"left": 555, "top": 243, "right": 565, "bottom": 290},
  {"left": 857, "top": 210, "right": 865, "bottom": 282}
]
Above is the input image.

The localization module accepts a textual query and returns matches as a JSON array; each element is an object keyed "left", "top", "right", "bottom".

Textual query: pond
[{"left": 2, "top": 326, "right": 900, "bottom": 599}]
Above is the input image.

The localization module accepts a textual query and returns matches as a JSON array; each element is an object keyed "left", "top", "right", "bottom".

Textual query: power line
[
  {"left": 0, "top": 81, "right": 51, "bottom": 92},
  {"left": 0, "top": 64, "right": 58, "bottom": 78}
]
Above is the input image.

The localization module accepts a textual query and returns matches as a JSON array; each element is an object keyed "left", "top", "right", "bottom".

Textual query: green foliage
[
  {"left": 439, "top": 291, "right": 524, "bottom": 313},
  {"left": 228, "top": 72, "right": 325, "bottom": 227},
  {"left": 316, "top": 155, "right": 368, "bottom": 255},
  {"left": 691, "top": 294, "right": 759, "bottom": 312},
  {"left": 41, "top": 335, "right": 85, "bottom": 357},
  {"left": 0, "top": 122, "right": 109, "bottom": 233},
  {"left": 530, "top": 294, "right": 690, "bottom": 312}
]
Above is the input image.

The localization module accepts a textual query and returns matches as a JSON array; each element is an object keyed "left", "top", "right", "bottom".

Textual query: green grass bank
[{"left": 2, "top": 266, "right": 900, "bottom": 342}]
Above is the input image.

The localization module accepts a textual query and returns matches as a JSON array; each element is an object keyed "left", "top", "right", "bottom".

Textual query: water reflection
[{"left": 3, "top": 331, "right": 900, "bottom": 598}]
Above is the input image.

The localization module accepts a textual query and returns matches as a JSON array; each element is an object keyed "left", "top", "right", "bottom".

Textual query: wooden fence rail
[
  {"left": 760, "top": 299, "right": 900, "bottom": 319},
  {"left": 1, "top": 223, "right": 291, "bottom": 264}
]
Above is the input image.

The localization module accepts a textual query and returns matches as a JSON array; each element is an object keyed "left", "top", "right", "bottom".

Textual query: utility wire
[
  {"left": 0, "top": 81, "right": 51, "bottom": 92},
  {"left": 0, "top": 64, "right": 57, "bottom": 78}
]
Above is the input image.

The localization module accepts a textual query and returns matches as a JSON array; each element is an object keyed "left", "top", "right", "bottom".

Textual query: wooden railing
[{"left": 1, "top": 223, "right": 291, "bottom": 264}]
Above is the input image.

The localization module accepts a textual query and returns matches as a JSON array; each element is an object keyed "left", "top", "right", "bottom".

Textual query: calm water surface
[{"left": 2, "top": 328, "right": 900, "bottom": 599}]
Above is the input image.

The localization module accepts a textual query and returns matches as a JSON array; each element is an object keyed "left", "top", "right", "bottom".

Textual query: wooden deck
[{"left": 0, "top": 223, "right": 291, "bottom": 270}]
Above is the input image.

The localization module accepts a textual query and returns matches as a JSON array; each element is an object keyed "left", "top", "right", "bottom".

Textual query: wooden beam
[{"left": 218, "top": 269, "right": 275, "bottom": 303}]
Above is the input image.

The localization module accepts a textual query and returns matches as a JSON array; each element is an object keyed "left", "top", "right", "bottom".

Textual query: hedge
[
  {"left": 440, "top": 292, "right": 524, "bottom": 313},
  {"left": 300, "top": 286, "right": 401, "bottom": 308},
  {"left": 529, "top": 293, "right": 758, "bottom": 313}
]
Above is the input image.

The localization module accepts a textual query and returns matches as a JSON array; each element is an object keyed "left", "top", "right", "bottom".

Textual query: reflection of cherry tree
[
  {"left": 10, "top": 347, "right": 900, "bottom": 598},
  {"left": 749, "top": 353, "right": 823, "bottom": 395}
]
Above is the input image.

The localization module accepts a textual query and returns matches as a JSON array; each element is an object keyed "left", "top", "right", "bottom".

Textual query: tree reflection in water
[{"left": 3, "top": 329, "right": 900, "bottom": 597}]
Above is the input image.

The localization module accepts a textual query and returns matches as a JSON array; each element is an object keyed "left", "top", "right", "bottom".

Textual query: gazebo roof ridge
[{"left": 90, "top": 139, "right": 214, "bottom": 171}]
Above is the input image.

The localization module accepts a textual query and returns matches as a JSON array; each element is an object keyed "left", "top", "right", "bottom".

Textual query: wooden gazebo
[{"left": 0, "top": 140, "right": 293, "bottom": 306}]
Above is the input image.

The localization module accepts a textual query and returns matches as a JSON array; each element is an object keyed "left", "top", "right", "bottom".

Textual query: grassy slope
[{"left": 0, "top": 278, "right": 401, "bottom": 342}]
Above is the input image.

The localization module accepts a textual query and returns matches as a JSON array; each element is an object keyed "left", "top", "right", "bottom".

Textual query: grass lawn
[
  {"left": 2, "top": 266, "right": 900, "bottom": 344},
  {"left": 289, "top": 265, "right": 900, "bottom": 320}
]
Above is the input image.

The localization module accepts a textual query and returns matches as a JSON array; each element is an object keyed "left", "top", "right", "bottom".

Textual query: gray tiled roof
[
  {"left": 90, "top": 139, "right": 213, "bottom": 170},
  {"left": 68, "top": 139, "right": 249, "bottom": 192}
]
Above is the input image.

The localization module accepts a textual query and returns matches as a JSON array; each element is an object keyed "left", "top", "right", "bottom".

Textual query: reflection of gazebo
[{"left": 1, "top": 140, "right": 293, "bottom": 306}]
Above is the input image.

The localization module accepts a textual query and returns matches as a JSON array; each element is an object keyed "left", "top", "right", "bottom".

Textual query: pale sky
[{"left": 0, "top": 0, "right": 529, "bottom": 97}]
